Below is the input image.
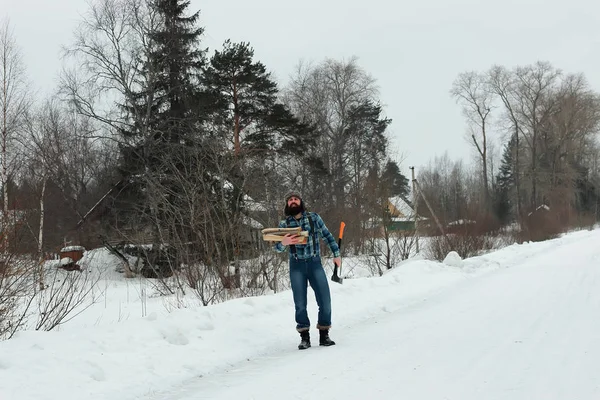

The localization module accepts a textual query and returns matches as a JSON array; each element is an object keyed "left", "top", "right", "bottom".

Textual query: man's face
[
  {"left": 286, "top": 196, "right": 303, "bottom": 215},
  {"left": 287, "top": 196, "right": 301, "bottom": 207}
]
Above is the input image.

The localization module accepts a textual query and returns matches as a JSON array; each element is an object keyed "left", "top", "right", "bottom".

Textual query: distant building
[{"left": 386, "top": 195, "right": 421, "bottom": 231}]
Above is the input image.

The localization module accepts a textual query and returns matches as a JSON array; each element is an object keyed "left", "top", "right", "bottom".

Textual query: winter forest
[{"left": 2, "top": 0, "right": 600, "bottom": 340}]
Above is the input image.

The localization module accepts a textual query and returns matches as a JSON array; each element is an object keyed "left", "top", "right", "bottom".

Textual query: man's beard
[{"left": 285, "top": 202, "right": 304, "bottom": 216}]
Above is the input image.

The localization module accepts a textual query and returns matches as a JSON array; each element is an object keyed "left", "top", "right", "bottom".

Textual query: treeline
[
  {"left": 0, "top": 0, "right": 406, "bottom": 278},
  {"left": 3, "top": 2, "right": 600, "bottom": 275},
  {"left": 416, "top": 61, "right": 600, "bottom": 242}
]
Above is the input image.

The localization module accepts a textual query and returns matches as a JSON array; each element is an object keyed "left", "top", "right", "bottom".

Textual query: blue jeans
[{"left": 289, "top": 255, "right": 332, "bottom": 332}]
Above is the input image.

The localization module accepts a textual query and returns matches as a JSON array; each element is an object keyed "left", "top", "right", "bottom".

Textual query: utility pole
[
  {"left": 410, "top": 166, "right": 419, "bottom": 253},
  {"left": 411, "top": 166, "right": 451, "bottom": 253}
]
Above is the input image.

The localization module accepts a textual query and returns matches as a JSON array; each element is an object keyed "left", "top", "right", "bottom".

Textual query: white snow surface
[
  {"left": 2, "top": 229, "right": 600, "bottom": 400},
  {"left": 443, "top": 250, "right": 463, "bottom": 268}
]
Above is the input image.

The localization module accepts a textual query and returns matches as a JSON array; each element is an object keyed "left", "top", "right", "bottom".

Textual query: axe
[{"left": 331, "top": 221, "right": 345, "bottom": 284}]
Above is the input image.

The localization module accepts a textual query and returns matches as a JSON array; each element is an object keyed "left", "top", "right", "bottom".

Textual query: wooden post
[
  {"left": 410, "top": 166, "right": 419, "bottom": 253},
  {"left": 413, "top": 178, "right": 449, "bottom": 247}
]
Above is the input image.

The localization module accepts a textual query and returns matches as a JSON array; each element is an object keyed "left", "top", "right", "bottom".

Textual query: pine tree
[
  {"left": 202, "top": 39, "right": 311, "bottom": 157},
  {"left": 494, "top": 133, "right": 516, "bottom": 224},
  {"left": 112, "top": 0, "right": 211, "bottom": 244},
  {"left": 381, "top": 161, "right": 409, "bottom": 198},
  {"left": 200, "top": 39, "right": 313, "bottom": 222},
  {"left": 148, "top": 0, "right": 206, "bottom": 136},
  {"left": 119, "top": 0, "right": 209, "bottom": 163}
]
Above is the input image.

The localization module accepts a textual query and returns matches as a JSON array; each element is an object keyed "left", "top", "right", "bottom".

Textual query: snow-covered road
[
  {"left": 155, "top": 233, "right": 600, "bottom": 400},
  {"left": 3, "top": 230, "right": 600, "bottom": 400}
]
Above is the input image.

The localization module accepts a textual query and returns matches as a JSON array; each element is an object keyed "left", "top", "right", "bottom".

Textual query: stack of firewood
[{"left": 261, "top": 227, "right": 308, "bottom": 244}]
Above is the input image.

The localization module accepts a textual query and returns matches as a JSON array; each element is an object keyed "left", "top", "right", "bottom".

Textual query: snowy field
[{"left": 1, "top": 228, "right": 600, "bottom": 400}]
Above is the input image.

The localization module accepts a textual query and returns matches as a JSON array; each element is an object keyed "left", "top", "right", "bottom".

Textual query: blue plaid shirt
[{"left": 274, "top": 211, "right": 340, "bottom": 259}]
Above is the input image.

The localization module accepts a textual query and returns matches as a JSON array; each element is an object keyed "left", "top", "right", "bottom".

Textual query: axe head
[{"left": 331, "top": 266, "right": 343, "bottom": 284}]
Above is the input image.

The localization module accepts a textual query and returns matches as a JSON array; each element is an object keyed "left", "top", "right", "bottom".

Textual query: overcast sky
[{"left": 4, "top": 0, "right": 600, "bottom": 175}]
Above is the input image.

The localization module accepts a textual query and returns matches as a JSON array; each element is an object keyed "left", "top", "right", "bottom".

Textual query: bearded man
[{"left": 273, "top": 191, "right": 341, "bottom": 350}]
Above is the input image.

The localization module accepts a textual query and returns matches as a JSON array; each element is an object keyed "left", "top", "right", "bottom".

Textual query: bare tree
[
  {"left": 512, "top": 62, "right": 562, "bottom": 211},
  {"left": 487, "top": 62, "right": 600, "bottom": 219},
  {"left": 0, "top": 255, "right": 36, "bottom": 340},
  {"left": 61, "top": 0, "right": 160, "bottom": 143},
  {"left": 456, "top": 61, "right": 600, "bottom": 237},
  {"left": 34, "top": 266, "right": 102, "bottom": 331},
  {"left": 417, "top": 153, "right": 472, "bottom": 226},
  {"left": 284, "top": 57, "right": 385, "bottom": 249},
  {"left": 538, "top": 73, "right": 600, "bottom": 223},
  {"left": 98, "top": 135, "right": 261, "bottom": 301},
  {"left": 21, "top": 98, "right": 114, "bottom": 252},
  {"left": 0, "top": 19, "right": 31, "bottom": 251},
  {"left": 364, "top": 226, "right": 417, "bottom": 275},
  {"left": 488, "top": 65, "right": 524, "bottom": 220},
  {"left": 451, "top": 71, "right": 495, "bottom": 209}
]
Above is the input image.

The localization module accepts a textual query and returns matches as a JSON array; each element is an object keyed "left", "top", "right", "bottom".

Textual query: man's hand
[
  {"left": 333, "top": 257, "right": 341, "bottom": 267},
  {"left": 281, "top": 233, "right": 301, "bottom": 246}
]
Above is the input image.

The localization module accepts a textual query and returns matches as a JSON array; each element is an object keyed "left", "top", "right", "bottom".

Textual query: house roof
[
  {"left": 388, "top": 196, "right": 415, "bottom": 218},
  {"left": 241, "top": 214, "right": 264, "bottom": 229}
]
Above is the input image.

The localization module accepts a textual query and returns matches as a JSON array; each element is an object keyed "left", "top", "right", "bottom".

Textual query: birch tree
[{"left": 0, "top": 19, "right": 30, "bottom": 251}]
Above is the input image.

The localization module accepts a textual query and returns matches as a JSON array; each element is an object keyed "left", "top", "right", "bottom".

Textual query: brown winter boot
[
  {"left": 319, "top": 328, "right": 336, "bottom": 346},
  {"left": 298, "top": 330, "right": 311, "bottom": 350}
]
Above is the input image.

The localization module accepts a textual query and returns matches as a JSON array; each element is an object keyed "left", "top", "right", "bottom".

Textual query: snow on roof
[
  {"left": 244, "top": 198, "right": 267, "bottom": 212},
  {"left": 448, "top": 219, "right": 476, "bottom": 225},
  {"left": 241, "top": 214, "right": 264, "bottom": 229},
  {"left": 388, "top": 196, "right": 415, "bottom": 218},
  {"left": 391, "top": 217, "right": 414, "bottom": 222},
  {"left": 60, "top": 245, "right": 86, "bottom": 252}
]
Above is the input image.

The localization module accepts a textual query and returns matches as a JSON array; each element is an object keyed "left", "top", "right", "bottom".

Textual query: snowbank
[{"left": 0, "top": 228, "right": 596, "bottom": 400}]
